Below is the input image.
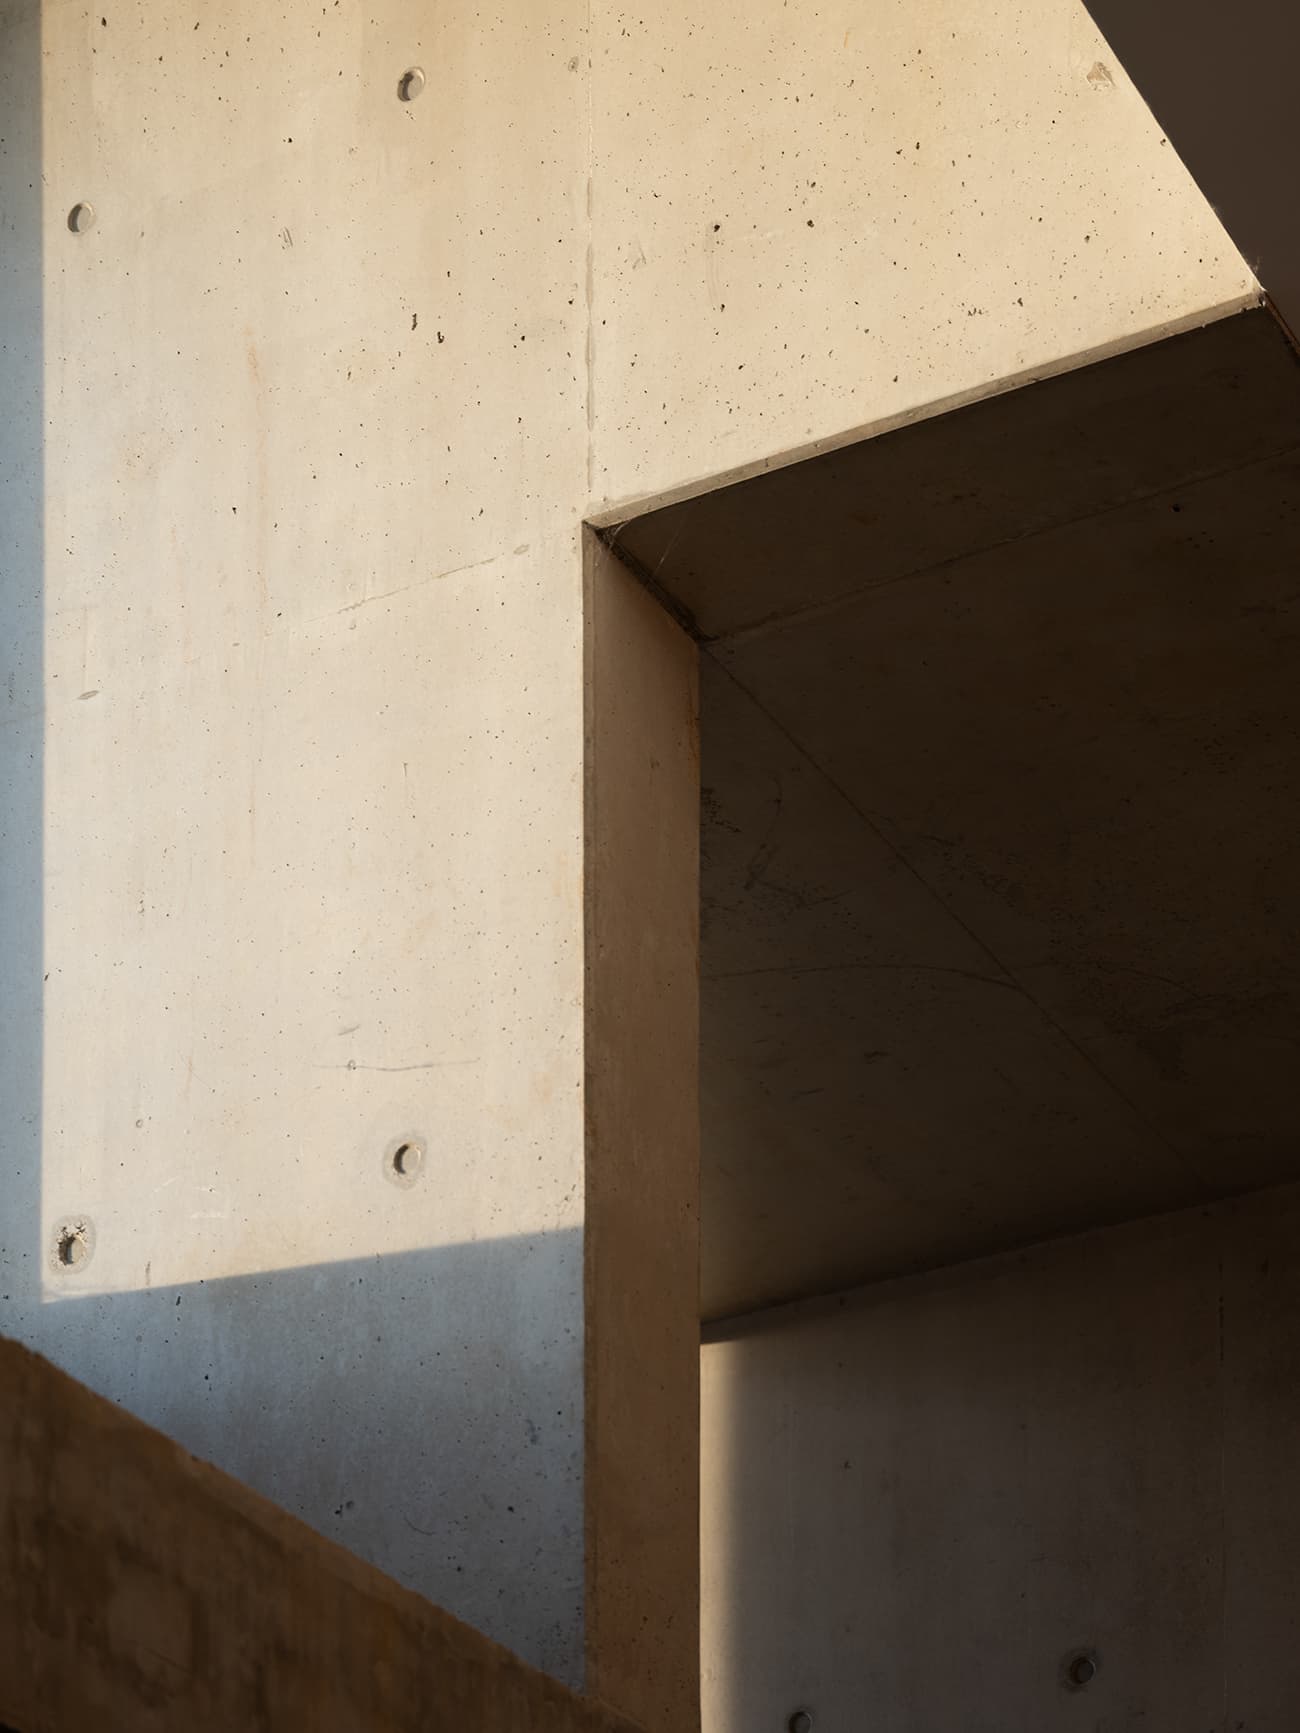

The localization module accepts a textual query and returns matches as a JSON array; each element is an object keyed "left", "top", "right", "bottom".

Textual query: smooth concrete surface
[
  {"left": 2, "top": 0, "right": 593, "bottom": 1688},
  {"left": 0, "top": 1334, "right": 641, "bottom": 1733},
  {"left": 0, "top": 0, "right": 1259, "bottom": 1701},
  {"left": 584, "top": 540, "right": 700, "bottom": 1728},
  {"left": 1084, "top": 0, "right": 1300, "bottom": 333},
  {"left": 700, "top": 1183, "right": 1300, "bottom": 1733},
  {"left": 615, "top": 308, "right": 1300, "bottom": 1319}
]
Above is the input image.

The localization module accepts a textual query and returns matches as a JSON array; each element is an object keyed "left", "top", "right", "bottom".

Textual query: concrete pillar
[
  {"left": 0, "top": 0, "right": 1254, "bottom": 1720},
  {"left": 585, "top": 538, "right": 700, "bottom": 1722}
]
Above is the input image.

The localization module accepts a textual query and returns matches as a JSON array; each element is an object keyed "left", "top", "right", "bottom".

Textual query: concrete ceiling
[{"left": 610, "top": 307, "right": 1300, "bottom": 1320}]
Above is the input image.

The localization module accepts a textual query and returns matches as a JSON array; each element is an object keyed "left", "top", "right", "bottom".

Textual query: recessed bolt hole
[
  {"left": 1064, "top": 1650, "right": 1099, "bottom": 1689},
  {"left": 384, "top": 1135, "right": 426, "bottom": 1186},
  {"left": 58, "top": 1230, "right": 86, "bottom": 1267},
  {"left": 788, "top": 1713, "right": 814, "bottom": 1733},
  {"left": 53, "top": 1220, "right": 93, "bottom": 1271},
  {"left": 67, "top": 202, "right": 95, "bottom": 234},
  {"left": 397, "top": 66, "right": 426, "bottom": 101}
]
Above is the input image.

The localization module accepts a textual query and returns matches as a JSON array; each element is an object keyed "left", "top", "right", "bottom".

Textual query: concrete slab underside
[{"left": 613, "top": 306, "right": 1300, "bottom": 1319}]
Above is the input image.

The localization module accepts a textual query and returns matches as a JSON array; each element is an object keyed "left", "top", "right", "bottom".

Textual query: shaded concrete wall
[
  {"left": 701, "top": 1184, "right": 1300, "bottom": 1732},
  {"left": 0, "top": 0, "right": 1257, "bottom": 1708},
  {"left": 619, "top": 305, "right": 1300, "bottom": 1321},
  {"left": 0, "top": 1334, "right": 641, "bottom": 1733},
  {"left": 584, "top": 541, "right": 700, "bottom": 1721}
]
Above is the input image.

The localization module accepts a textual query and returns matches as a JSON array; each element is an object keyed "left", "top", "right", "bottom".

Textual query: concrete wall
[
  {"left": 0, "top": 1334, "right": 642, "bottom": 1733},
  {"left": 588, "top": 0, "right": 1257, "bottom": 516},
  {"left": 0, "top": 0, "right": 1258, "bottom": 1708},
  {"left": 1084, "top": 0, "right": 1300, "bottom": 329},
  {"left": 1, "top": 0, "right": 594, "bottom": 1689},
  {"left": 701, "top": 1184, "right": 1300, "bottom": 1732}
]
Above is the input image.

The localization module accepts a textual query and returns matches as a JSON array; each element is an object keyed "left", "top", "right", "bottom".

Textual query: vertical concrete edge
[{"left": 583, "top": 529, "right": 702, "bottom": 1729}]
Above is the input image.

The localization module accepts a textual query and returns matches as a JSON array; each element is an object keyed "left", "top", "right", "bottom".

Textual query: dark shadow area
[
  {"left": 23, "top": 1230, "right": 585, "bottom": 1686},
  {"left": 611, "top": 306, "right": 1300, "bottom": 1320},
  {"left": 628, "top": 303, "right": 1300, "bottom": 1732},
  {"left": 0, "top": 0, "right": 44, "bottom": 1316}
]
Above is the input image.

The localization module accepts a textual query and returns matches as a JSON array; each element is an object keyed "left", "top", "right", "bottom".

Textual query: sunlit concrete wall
[
  {"left": 1085, "top": 0, "right": 1300, "bottom": 330},
  {"left": 587, "top": 0, "right": 1256, "bottom": 514},
  {"left": 0, "top": 0, "right": 595, "bottom": 1694},
  {"left": 0, "top": 0, "right": 1254, "bottom": 1710}
]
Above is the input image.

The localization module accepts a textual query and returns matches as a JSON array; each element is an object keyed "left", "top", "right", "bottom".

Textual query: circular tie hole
[
  {"left": 53, "top": 1220, "right": 93, "bottom": 1270},
  {"left": 397, "top": 66, "right": 426, "bottom": 101},
  {"left": 59, "top": 1231, "right": 86, "bottom": 1267},
  {"left": 788, "top": 1713, "right": 814, "bottom": 1733},
  {"left": 67, "top": 201, "right": 96, "bottom": 234},
  {"left": 384, "top": 1135, "right": 426, "bottom": 1186},
  {"left": 1064, "top": 1650, "right": 1099, "bottom": 1689}
]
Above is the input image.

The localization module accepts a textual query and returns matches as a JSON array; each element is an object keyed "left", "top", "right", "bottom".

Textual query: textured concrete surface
[
  {"left": 701, "top": 1183, "right": 1300, "bottom": 1733},
  {"left": 589, "top": 0, "right": 1255, "bottom": 516},
  {"left": 1, "top": 0, "right": 592, "bottom": 1685},
  {"left": 1084, "top": 0, "right": 1300, "bottom": 332},
  {"left": 616, "top": 308, "right": 1300, "bottom": 1318},
  {"left": 0, "top": 1334, "right": 642, "bottom": 1733},
  {"left": 0, "top": 0, "right": 1259, "bottom": 1700}
]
